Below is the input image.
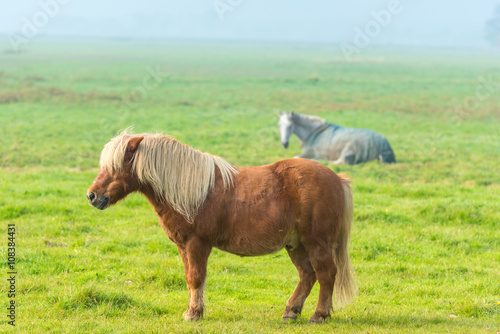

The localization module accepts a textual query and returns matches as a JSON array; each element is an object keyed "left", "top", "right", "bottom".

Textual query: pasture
[{"left": 0, "top": 39, "right": 499, "bottom": 333}]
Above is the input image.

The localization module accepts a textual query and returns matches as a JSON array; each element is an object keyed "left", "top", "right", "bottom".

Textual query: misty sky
[{"left": 1, "top": 0, "right": 499, "bottom": 47}]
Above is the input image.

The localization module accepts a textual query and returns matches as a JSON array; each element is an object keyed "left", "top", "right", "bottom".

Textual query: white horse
[{"left": 278, "top": 111, "right": 396, "bottom": 165}]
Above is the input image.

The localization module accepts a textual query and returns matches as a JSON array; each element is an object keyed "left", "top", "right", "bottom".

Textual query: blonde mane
[{"left": 99, "top": 131, "right": 238, "bottom": 222}]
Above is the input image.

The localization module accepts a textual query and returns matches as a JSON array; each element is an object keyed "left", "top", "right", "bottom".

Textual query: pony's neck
[
  {"left": 138, "top": 182, "right": 178, "bottom": 219},
  {"left": 293, "top": 116, "right": 324, "bottom": 143}
]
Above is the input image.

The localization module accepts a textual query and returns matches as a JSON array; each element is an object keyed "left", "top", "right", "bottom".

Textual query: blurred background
[{"left": 1, "top": 0, "right": 500, "bottom": 48}]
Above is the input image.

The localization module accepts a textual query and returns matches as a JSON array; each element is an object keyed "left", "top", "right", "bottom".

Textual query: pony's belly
[
  {"left": 217, "top": 244, "right": 283, "bottom": 257},
  {"left": 215, "top": 230, "right": 300, "bottom": 257}
]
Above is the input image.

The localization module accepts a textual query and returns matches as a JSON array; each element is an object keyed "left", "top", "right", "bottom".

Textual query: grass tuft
[{"left": 60, "top": 287, "right": 137, "bottom": 310}]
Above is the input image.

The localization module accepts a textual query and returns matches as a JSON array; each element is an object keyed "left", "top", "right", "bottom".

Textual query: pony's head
[
  {"left": 87, "top": 134, "right": 144, "bottom": 210},
  {"left": 278, "top": 111, "right": 295, "bottom": 149},
  {"left": 87, "top": 131, "right": 237, "bottom": 221}
]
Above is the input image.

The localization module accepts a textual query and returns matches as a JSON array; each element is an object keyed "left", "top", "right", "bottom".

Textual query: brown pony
[{"left": 87, "top": 132, "right": 357, "bottom": 323}]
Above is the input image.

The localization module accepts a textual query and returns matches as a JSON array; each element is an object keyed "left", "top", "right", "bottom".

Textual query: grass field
[{"left": 0, "top": 38, "right": 499, "bottom": 333}]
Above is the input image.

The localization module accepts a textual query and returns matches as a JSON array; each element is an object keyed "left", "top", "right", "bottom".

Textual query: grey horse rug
[{"left": 300, "top": 123, "right": 396, "bottom": 164}]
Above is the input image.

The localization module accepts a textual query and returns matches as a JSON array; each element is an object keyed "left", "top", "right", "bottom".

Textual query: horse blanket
[{"left": 300, "top": 123, "right": 396, "bottom": 164}]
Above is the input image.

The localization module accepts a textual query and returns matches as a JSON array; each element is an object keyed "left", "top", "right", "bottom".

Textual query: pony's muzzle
[
  {"left": 87, "top": 191, "right": 109, "bottom": 210},
  {"left": 282, "top": 141, "right": 289, "bottom": 149}
]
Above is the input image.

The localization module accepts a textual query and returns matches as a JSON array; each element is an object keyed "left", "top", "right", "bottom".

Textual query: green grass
[{"left": 0, "top": 39, "right": 499, "bottom": 333}]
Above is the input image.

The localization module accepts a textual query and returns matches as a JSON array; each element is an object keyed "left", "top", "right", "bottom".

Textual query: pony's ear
[
  {"left": 290, "top": 111, "right": 295, "bottom": 115},
  {"left": 127, "top": 136, "right": 144, "bottom": 153},
  {"left": 277, "top": 111, "right": 284, "bottom": 116}
]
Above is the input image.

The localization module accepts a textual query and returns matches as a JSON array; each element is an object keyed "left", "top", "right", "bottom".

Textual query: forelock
[{"left": 99, "top": 132, "right": 132, "bottom": 172}]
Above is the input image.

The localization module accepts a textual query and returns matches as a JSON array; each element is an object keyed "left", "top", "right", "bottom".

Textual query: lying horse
[
  {"left": 278, "top": 111, "right": 396, "bottom": 164},
  {"left": 87, "top": 131, "right": 357, "bottom": 323}
]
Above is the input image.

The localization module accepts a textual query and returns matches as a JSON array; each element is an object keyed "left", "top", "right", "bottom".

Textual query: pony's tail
[{"left": 333, "top": 174, "right": 358, "bottom": 307}]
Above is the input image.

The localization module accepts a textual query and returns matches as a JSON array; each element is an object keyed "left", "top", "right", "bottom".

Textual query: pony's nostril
[{"left": 88, "top": 192, "right": 96, "bottom": 202}]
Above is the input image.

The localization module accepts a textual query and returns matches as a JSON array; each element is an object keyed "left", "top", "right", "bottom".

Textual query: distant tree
[{"left": 485, "top": 5, "right": 500, "bottom": 47}]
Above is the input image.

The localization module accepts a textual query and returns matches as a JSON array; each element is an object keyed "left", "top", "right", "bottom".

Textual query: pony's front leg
[
  {"left": 176, "top": 246, "right": 191, "bottom": 309},
  {"left": 180, "top": 237, "right": 212, "bottom": 321}
]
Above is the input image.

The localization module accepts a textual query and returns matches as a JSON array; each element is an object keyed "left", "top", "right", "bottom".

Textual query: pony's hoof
[
  {"left": 183, "top": 308, "right": 202, "bottom": 321},
  {"left": 308, "top": 312, "right": 329, "bottom": 324},
  {"left": 282, "top": 309, "right": 299, "bottom": 322}
]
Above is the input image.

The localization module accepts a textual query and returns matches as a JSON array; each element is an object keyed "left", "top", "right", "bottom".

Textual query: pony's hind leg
[
  {"left": 282, "top": 244, "right": 317, "bottom": 321},
  {"left": 305, "top": 242, "right": 337, "bottom": 323}
]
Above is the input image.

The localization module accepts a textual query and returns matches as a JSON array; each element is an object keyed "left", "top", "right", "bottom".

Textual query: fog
[{"left": 1, "top": 0, "right": 499, "bottom": 48}]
